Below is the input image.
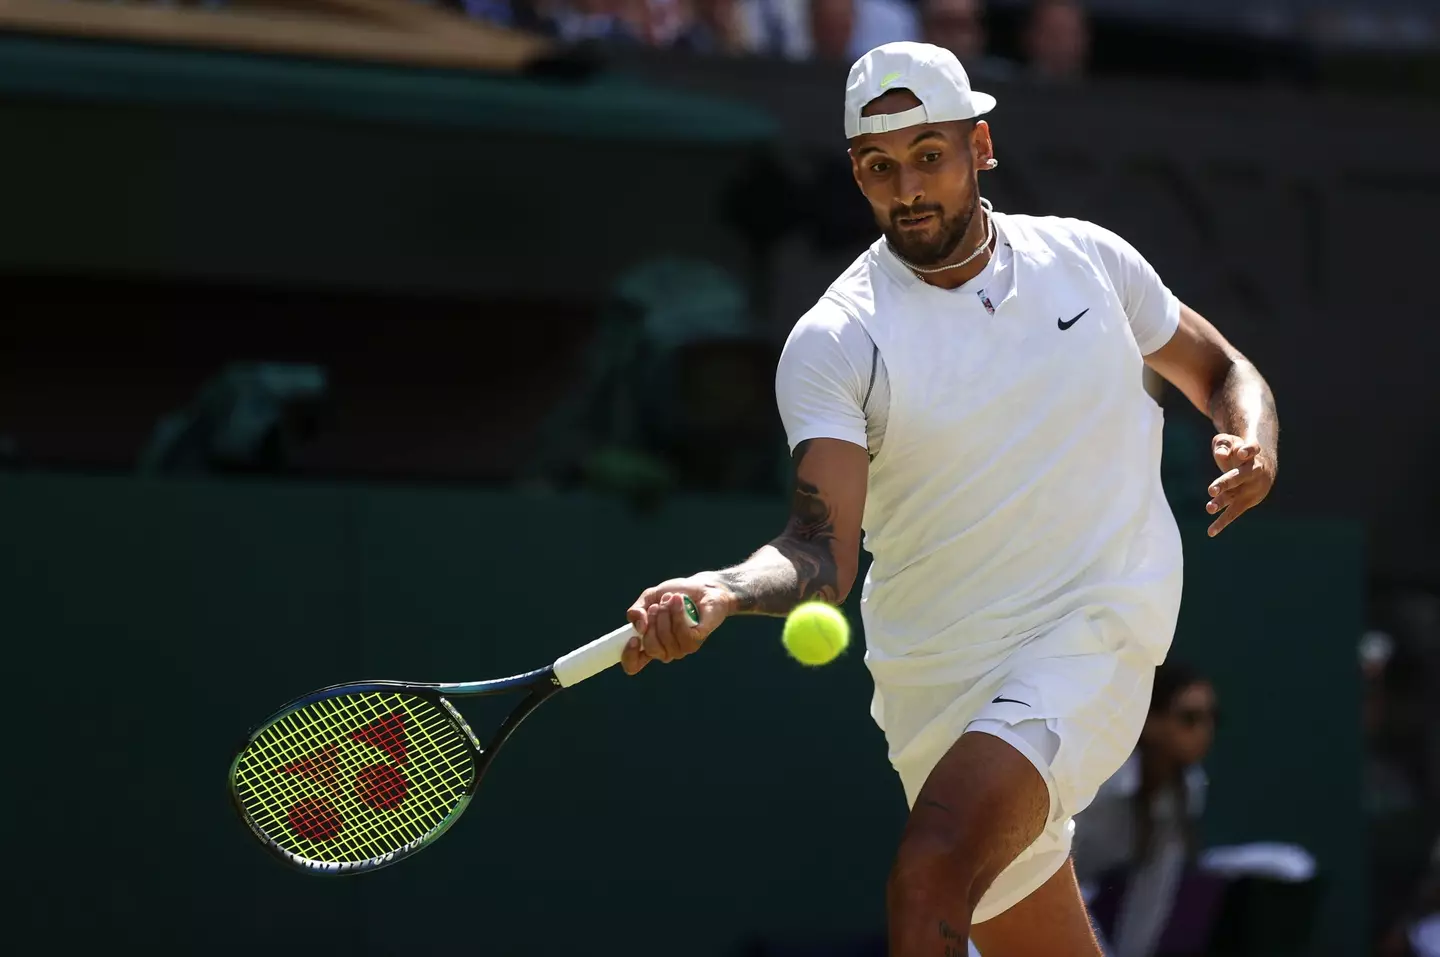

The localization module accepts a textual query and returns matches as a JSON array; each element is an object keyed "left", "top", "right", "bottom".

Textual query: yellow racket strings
[{"left": 232, "top": 692, "right": 475, "bottom": 864}]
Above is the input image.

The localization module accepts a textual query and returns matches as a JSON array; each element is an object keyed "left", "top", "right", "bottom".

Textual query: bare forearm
[
  {"left": 709, "top": 438, "right": 861, "bottom": 616},
  {"left": 1209, "top": 358, "right": 1279, "bottom": 464},
  {"left": 715, "top": 462, "right": 851, "bottom": 615},
  {"left": 713, "top": 537, "right": 842, "bottom": 617}
]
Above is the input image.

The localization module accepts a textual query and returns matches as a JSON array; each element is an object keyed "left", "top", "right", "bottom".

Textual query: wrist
[{"left": 701, "top": 571, "right": 744, "bottom": 617}]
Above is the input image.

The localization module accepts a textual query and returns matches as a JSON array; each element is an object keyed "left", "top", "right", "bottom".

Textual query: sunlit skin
[{"left": 849, "top": 88, "right": 996, "bottom": 290}]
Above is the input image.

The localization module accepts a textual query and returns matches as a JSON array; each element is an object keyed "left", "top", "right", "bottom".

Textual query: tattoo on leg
[{"left": 939, "top": 919, "right": 966, "bottom": 956}]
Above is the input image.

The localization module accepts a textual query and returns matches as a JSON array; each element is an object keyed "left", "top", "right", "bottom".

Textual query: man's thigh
[
  {"left": 901, "top": 727, "right": 1052, "bottom": 906},
  {"left": 970, "top": 858, "right": 1102, "bottom": 957}
]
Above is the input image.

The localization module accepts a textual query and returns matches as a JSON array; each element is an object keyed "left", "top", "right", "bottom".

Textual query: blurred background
[{"left": 0, "top": 0, "right": 1437, "bottom": 954}]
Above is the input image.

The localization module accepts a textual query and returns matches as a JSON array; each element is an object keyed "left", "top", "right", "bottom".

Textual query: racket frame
[
  {"left": 230, "top": 603, "right": 696, "bottom": 875},
  {"left": 228, "top": 668, "right": 561, "bottom": 875}
]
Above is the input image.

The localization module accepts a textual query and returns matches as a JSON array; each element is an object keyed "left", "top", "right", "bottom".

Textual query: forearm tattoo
[{"left": 715, "top": 442, "right": 842, "bottom": 616}]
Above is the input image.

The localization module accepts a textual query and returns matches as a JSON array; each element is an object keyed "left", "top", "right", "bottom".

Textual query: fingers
[
  {"left": 1207, "top": 496, "right": 1253, "bottom": 537},
  {"left": 646, "top": 598, "right": 677, "bottom": 662},
  {"left": 626, "top": 581, "right": 682, "bottom": 645},
  {"left": 627, "top": 585, "right": 665, "bottom": 636},
  {"left": 1212, "top": 433, "right": 1263, "bottom": 470},
  {"left": 1205, "top": 468, "right": 1265, "bottom": 535},
  {"left": 642, "top": 593, "right": 700, "bottom": 662},
  {"left": 630, "top": 592, "right": 705, "bottom": 671},
  {"left": 1205, "top": 476, "right": 1253, "bottom": 534},
  {"left": 1207, "top": 462, "right": 1253, "bottom": 504},
  {"left": 1233, "top": 440, "right": 1261, "bottom": 463},
  {"left": 1206, "top": 435, "right": 1272, "bottom": 537},
  {"left": 1211, "top": 433, "right": 1241, "bottom": 469},
  {"left": 626, "top": 604, "right": 648, "bottom": 639},
  {"left": 623, "top": 580, "right": 713, "bottom": 676},
  {"left": 667, "top": 594, "right": 705, "bottom": 657},
  {"left": 620, "top": 634, "right": 650, "bottom": 676}
]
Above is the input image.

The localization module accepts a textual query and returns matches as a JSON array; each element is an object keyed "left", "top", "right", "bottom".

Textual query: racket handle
[
  {"left": 551, "top": 597, "right": 699, "bottom": 688},
  {"left": 552, "top": 623, "right": 636, "bottom": 688}
]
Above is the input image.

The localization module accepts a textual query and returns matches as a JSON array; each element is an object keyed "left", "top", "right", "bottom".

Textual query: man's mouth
[{"left": 895, "top": 212, "right": 937, "bottom": 228}]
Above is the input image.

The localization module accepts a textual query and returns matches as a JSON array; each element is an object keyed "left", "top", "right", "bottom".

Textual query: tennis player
[{"left": 621, "top": 41, "right": 1278, "bottom": 957}]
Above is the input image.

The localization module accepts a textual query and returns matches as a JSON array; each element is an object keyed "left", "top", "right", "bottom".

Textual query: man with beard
[{"left": 619, "top": 42, "right": 1279, "bottom": 956}]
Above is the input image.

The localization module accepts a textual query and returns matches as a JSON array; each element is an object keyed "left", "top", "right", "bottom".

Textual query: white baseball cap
[{"left": 844, "top": 42, "right": 997, "bottom": 140}]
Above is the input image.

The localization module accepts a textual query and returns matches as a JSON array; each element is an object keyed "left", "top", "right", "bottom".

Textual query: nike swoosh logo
[
  {"left": 992, "top": 696, "right": 1030, "bottom": 707},
  {"left": 1058, "top": 308, "right": 1089, "bottom": 330}
]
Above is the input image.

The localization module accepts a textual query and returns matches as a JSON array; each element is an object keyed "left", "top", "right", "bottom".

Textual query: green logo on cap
[{"left": 880, "top": 72, "right": 903, "bottom": 89}]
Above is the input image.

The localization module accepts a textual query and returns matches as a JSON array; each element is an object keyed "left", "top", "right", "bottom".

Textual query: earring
[{"left": 985, "top": 158, "right": 999, "bottom": 169}]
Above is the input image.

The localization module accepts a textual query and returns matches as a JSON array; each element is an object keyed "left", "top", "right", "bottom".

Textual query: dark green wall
[{"left": 0, "top": 474, "right": 1362, "bottom": 954}]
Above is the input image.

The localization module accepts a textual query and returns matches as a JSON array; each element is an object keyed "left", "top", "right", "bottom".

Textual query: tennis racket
[{"left": 228, "top": 597, "right": 698, "bottom": 875}]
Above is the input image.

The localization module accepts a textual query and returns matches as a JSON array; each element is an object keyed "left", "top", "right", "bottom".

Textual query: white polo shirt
[{"left": 776, "top": 211, "right": 1185, "bottom": 689}]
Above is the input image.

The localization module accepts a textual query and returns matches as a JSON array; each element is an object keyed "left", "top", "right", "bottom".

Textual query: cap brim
[{"left": 971, "top": 91, "right": 997, "bottom": 117}]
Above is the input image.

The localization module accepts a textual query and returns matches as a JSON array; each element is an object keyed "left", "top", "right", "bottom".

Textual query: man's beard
[{"left": 882, "top": 190, "right": 979, "bottom": 267}]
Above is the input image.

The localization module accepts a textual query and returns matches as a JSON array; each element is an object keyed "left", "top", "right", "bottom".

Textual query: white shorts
[{"left": 872, "top": 621, "right": 1158, "bottom": 924}]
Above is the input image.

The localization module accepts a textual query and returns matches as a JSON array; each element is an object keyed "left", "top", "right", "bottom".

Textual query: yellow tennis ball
[{"left": 782, "top": 601, "right": 850, "bottom": 666}]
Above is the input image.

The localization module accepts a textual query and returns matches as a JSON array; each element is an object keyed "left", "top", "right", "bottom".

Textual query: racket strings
[
  {"left": 232, "top": 692, "right": 476, "bottom": 865},
  {"left": 240, "top": 694, "right": 470, "bottom": 863}
]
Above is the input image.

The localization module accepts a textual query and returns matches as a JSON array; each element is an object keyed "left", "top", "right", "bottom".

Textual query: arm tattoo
[
  {"left": 715, "top": 441, "right": 842, "bottom": 616},
  {"left": 1208, "top": 358, "right": 1280, "bottom": 471}
]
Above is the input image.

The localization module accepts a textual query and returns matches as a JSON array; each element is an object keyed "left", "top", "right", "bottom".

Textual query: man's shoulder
[
  {"left": 785, "top": 290, "right": 870, "bottom": 357},
  {"left": 995, "top": 211, "right": 1117, "bottom": 257},
  {"left": 792, "top": 242, "right": 889, "bottom": 334}
]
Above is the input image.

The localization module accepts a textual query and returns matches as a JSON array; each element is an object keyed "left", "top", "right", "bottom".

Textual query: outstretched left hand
[{"left": 1205, "top": 434, "right": 1276, "bottom": 537}]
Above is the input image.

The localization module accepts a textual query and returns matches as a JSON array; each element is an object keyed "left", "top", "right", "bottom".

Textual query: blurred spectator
[
  {"left": 920, "top": 0, "right": 1017, "bottom": 80},
  {"left": 523, "top": 257, "right": 785, "bottom": 507},
  {"left": 1367, "top": 587, "right": 1440, "bottom": 951},
  {"left": 138, "top": 363, "right": 328, "bottom": 476},
  {"left": 676, "top": 0, "right": 752, "bottom": 52},
  {"left": 809, "top": 0, "right": 856, "bottom": 60},
  {"left": 1363, "top": 629, "right": 1420, "bottom": 819},
  {"left": 733, "top": 0, "right": 810, "bottom": 58},
  {"left": 1382, "top": 836, "right": 1440, "bottom": 957},
  {"left": 1023, "top": 0, "right": 1090, "bottom": 82},
  {"left": 733, "top": 0, "right": 916, "bottom": 62},
  {"left": 848, "top": 0, "right": 920, "bottom": 61},
  {"left": 461, "top": 0, "right": 519, "bottom": 26},
  {"left": 1073, "top": 660, "right": 1217, "bottom": 957},
  {"left": 606, "top": 0, "right": 751, "bottom": 50},
  {"left": 537, "top": 0, "right": 647, "bottom": 44}
]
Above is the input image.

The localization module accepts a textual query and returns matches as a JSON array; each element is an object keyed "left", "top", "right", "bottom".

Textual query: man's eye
[
  {"left": 921, "top": 152, "right": 942, "bottom": 163},
  {"left": 870, "top": 162, "right": 891, "bottom": 173}
]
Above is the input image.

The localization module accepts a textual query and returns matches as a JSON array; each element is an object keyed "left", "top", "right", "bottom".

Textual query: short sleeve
[
  {"left": 775, "top": 299, "right": 872, "bottom": 454},
  {"left": 1080, "top": 222, "right": 1181, "bottom": 356}
]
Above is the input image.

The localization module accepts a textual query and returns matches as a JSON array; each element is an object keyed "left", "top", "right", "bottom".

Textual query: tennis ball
[{"left": 782, "top": 601, "right": 850, "bottom": 666}]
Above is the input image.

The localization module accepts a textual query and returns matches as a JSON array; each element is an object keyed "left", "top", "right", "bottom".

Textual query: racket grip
[
  {"left": 552, "top": 598, "right": 699, "bottom": 688},
  {"left": 552, "top": 623, "right": 636, "bottom": 688}
]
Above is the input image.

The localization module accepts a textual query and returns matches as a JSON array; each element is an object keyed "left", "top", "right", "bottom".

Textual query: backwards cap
[{"left": 845, "top": 42, "right": 997, "bottom": 140}]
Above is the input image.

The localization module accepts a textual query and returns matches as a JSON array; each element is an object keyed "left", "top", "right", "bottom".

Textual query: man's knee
[
  {"left": 889, "top": 730, "right": 1053, "bottom": 914},
  {"left": 889, "top": 813, "right": 996, "bottom": 913}
]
